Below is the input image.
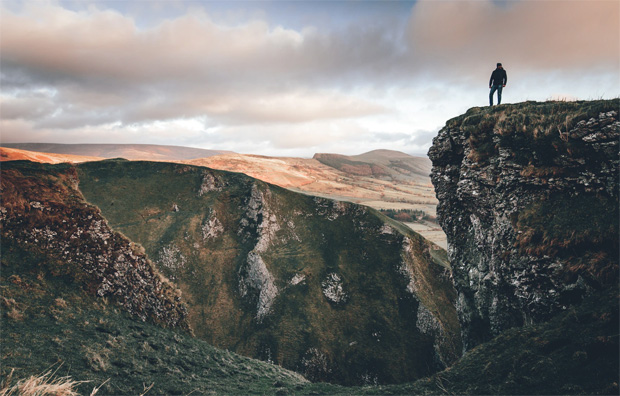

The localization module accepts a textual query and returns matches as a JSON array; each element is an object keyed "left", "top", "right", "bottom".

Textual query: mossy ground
[
  {"left": 373, "top": 288, "right": 619, "bottom": 396},
  {"left": 450, "top": 99, "right": 619, "bottom": 166},
  {"left": 4, "top": 243, "right": 615, "bottom": 396},
  {"left": 515, "top": 192, "right": 618, "bottom": 285},
  {"left": 1, "top": 241, "right": 311, "bottom": 395}
]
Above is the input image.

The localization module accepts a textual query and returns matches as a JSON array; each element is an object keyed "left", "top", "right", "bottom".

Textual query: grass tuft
[{"left": 0, "top": 368, "right": 83, "bottom": 396}]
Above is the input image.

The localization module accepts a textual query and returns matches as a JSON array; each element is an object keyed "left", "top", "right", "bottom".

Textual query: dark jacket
[{"left": 489, "top": 68, "right": 507, "bottom": 86}]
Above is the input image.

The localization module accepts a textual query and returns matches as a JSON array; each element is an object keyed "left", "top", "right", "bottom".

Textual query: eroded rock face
[
  {"left": 429, "top": 100, "right": 619, "bottom": 351},
  {"left": 237, "top": 183, "right": 280, "bottom": 322},
  {"left": 321, "top": 272, "right": 348, "bottom": 304},
  {"left": 0, "top": 164, "right": 190, "bottom": 332},
  {"left": 74, "top": 159, "right": 461, "bottom": 386}
]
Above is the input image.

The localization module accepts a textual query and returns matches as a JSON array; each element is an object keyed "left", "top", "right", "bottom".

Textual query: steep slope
[
  {"left": 349, "top": 287, "right": 619, "bottom": 395},
  {"left": 1, "top": 143, "right": 229, "bottom": 161},
  {"left": 1, "top": 243, "right": 310, "bottom": 395},
  {"left": 76, "top": 159, "right": 461, "bottom": 385},
  {"left": 188, "top": 152, "right": 443, "bottom": 247},
  {"left": 1, "top": 161, "right": 190, "bottom": 331},
  {"left": 428, "top": 99, "right": 619, "bottom": 351}
]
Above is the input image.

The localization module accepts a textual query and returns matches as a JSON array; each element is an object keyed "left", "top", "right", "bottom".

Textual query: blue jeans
[{"left": 489, "top": 85, "right": 503, "bottom": 105}]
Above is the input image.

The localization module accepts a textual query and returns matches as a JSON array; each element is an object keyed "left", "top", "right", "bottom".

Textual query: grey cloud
[
  {"left": 33, "top": 109, "right": 121, "bottom": 130},
  {"left": 407, "top": 0, "right": 620, "bottom": 78},
  {"left": 4, "top": 1, "right": 617, "bottom": 98},
  {"left": 1, "top": 3, "right": 409, "bottom": 86},
  {"left": 407, "top": 130, "right": 438, "bottom": 147},
  {"left": 1, "top": 2, "right": 400, "bottom": 132},
  {"left": 0, "top": 93, "right": 56, "bottom": 120},
  {"left": 0, "top": 119, "right": 55, "bottom": 144}
]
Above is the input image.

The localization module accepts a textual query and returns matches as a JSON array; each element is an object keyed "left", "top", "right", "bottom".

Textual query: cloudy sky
[{"left": 1, "top": 0, "right": 618, "bottom": 157}]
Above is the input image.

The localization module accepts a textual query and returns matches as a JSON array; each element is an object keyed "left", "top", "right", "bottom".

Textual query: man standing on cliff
[{"left": 489, "top": 63, "right": 507, "bottom": 106}]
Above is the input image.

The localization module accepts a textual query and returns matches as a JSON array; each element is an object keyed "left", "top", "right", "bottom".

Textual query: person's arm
[{"left": 503, "top": 70, "right": 507, "bottom": 86}]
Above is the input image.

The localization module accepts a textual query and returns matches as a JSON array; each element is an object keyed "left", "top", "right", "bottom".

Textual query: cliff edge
[
  {"left": 1, "top": 162, "right": 191, "bottom": 331},
  {"left": 429, "top": 99, "right": 619, "bottom": 351}
]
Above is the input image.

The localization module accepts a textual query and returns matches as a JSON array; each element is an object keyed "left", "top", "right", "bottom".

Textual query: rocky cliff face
[
  {"left": 0, "top": 162, "right": 190, "bottom": 331},
  {"left": 429, "top": 100, "right": 619, "bottom": 351}
]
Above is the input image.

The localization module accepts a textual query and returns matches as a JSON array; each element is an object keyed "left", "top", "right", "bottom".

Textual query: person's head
[{"left": 497, "top": 62, "right": 503, "bottom": 69}]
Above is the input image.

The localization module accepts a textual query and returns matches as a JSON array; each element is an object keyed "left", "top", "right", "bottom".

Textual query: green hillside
[
  {"left": 4, "top": 237, "right": 615, "bottom": 395},
  {"left": 76, "top": 159, "right": 460, "bottom": 385},
  {"left": 0, "top": 160, "right": 311, "bottom": 395},
  {"left": 0, "top": 159, "right": 460, "bottom": 387},
  {"left": 1, "top": 241, "right": 310, "bottom": 395}
]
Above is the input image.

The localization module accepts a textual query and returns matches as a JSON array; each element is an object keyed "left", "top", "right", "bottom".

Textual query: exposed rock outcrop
[
  {"left": 0, "top": 162, "right": 191, "bottom": 331},
  {"left": 238, "top": 183, "right": 280, "bottom": 322},
  {"left": 75, "top": 160, "right": 462, "bottom": 386},
  {"left": 321, "top": 272, "right": 348, "bottom": 304},
  {"left": 429, "top": 100, "right": 619, "bottom": 351}
]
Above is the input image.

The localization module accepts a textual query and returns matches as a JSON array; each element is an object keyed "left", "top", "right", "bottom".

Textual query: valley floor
[{"left": 403, "top": 221, "right": 446, "bottom": 250}]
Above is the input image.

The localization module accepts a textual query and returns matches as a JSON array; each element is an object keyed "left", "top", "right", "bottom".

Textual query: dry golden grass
[
  {"left": 0, "top": 368, "right": 82, "bottom": 396},
  {"left": 2, "top": 297, "right": 24, "bottom": 321},
  {"left": 0, "top": 368, "right": 115, "bottom": 396},
  {"left": 0, "top": 147, "right": 103, "bottom": 164},
  {"left": 6, "top": 308, "right": 23, "bottom": 321}
]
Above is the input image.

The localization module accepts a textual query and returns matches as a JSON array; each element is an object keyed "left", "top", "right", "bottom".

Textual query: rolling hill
[
  {"left": 1, "top": 143, "right": 229, "bottom": 161},
  {"left": 313, "top": 149, "right": 431, "bottom": 182},
  {"left": 186, "top": 151, "right": 445, "bottom": 248},
  {"left": 0, "top": 147, "right": 103, "bottom": 163}
]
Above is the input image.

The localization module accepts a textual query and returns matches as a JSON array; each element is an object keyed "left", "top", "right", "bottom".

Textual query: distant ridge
[
  {"left": 313, "top": 149, "right": 431, "bottom": 181},
  {"left": 1, "top": 143, "right": 230, "bottom": 161},
  {"left": 0, "top": 147, "right": 103, "bottom": 163}
]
